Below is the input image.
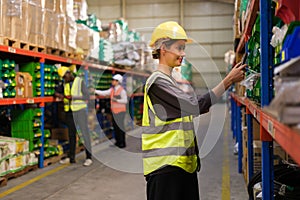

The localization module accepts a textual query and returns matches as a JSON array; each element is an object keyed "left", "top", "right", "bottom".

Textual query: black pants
[
  {"left": 112, "top": 111, "right": 126, "bottom": 147},
  {"left": 146, "top": 167, "right": 200, "bottom": 200},
  {"left": 65, "top": 109, "right": 92, "bottom": 162}
]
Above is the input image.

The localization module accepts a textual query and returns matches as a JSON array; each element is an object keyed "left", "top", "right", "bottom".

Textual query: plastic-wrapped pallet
[
  {"left": 0, "top": 136, "right": 29, "bottom": 159},
  {"left": 0, "top": 0, "right": 28, "bottom": 41},
  {"left": 73, "top": 0, "right": 88, "bottom": 22},
  {"left": 28, "top": 0, "right": 45, "bottom": 45},
  {"left": 99, "top": 38, "right": 114, "bottom": 64}
]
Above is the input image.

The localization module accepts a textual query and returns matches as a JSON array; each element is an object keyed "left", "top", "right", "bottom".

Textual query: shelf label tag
[
  {"left": 67, "top": 59, "right": 72, "bottom": 63},
  {"left": 8, "top": 47, "right": 16, "bottom": 53},
  {"left": 268, "top": 120, "right": 275, "bottom": 137},
  {"left": 26, "top": 99, "right": 35, "bottom": 104}
]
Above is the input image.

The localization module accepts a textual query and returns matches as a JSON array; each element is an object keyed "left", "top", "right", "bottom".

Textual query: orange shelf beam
[
  {"left": 0, "top": 97, "right": 56, "bottom": 106},
  {"left": 231, "top": 92, "right": 300, "bottom": 165}
]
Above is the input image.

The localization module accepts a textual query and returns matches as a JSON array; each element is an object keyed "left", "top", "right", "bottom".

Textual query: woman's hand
[
  {"left": 212, "top": 62, "right": 247, "bottom": 99},
  {"left": 226, "top": 62, "right": 247, "bottom": 84}
]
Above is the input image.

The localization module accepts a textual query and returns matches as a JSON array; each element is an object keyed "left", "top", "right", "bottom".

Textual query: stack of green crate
[
  {"left": 246, "top": 15, "right": 261, "bottom": 102},
  {"left": 248, "top": 15, "right": 261, "bottom": 72},
  {"left": 43, "top": 129, "right": 60, "bottom": 158},
  {"left": 11, "top": 108, "right": 49, "bottom": 153},
  {"left": 44, "top": 64, "right": 59, "bottom": 96},
  {"left": 0, "top": 59, "right": 16, "bottom": 98},
  {"left": 95, "top": 72, "right": 112, "bottom": 90},
  {"left": 20, "top": 62, "right": 59, "bottom": 96}
]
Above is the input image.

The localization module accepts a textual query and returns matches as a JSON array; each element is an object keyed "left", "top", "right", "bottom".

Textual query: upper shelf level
[
  {"left": 236, "top": 0, "right": 260, "bottom": 53},
  {"left": 231, "top": 93, "right": 300, "bottom": 165},
  {"left": 0, "top": 44, "right": 150, "bottom": 77}
]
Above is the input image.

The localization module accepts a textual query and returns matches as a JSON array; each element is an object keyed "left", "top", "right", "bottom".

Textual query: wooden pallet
[
  {"left": 46, "top": 47, "right": 84, "bottom": 61},
  {"left": 46, "top": 47, "right": 66, "bottom": 57},
  {"left": 43, "top": 154, "right": 64, "bottom": 167},
  {"left": 0, "top": 37, "right": 46, "bottom": 53},
  {"left": 112, "top": 63, "right": 134, "bottom": 70},
  {"left": 0, "top": 177, "right": 7, "bottom": 187},
  {"left": 85, "top": 57, "right": 101, "bottom": 64},
  {"left": 0, "top": 164, "right": 38, "bottom": 187}
]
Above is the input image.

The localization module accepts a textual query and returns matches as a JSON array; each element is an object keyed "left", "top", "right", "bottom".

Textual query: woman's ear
[{"left": 160, "top": 44, "right": 166, "bottom": 54}]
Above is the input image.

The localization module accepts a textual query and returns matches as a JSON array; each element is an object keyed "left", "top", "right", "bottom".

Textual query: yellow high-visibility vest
[
  {"left": 64, "top": 77, "right": 87, "bottom": 112},
  {"left": 142, "top": 71, "right": 198, "bottom": 176}
]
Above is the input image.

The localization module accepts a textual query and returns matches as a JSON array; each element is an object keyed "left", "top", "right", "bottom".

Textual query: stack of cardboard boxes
[{"left": 0, "top": 0, "right": 92, "bottom": 55}]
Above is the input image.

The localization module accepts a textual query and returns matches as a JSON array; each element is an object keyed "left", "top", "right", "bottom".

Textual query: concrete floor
[{"left": 0, "top": 104, "right": 248, "bottom": 200}]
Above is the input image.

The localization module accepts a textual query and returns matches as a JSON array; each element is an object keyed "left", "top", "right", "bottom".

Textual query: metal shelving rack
[
  {"left": 0, "top": 43, "right": 149, "bottom": 168},
  {"left": 231, "top": 0, "right": 300, "bottom": 199}
]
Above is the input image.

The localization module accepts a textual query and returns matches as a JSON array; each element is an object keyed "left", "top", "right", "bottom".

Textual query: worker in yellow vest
[
  {"left": 95, "top": 74, "right": 128, "bottom": 148},
  {"left": 55, "top": 67, "right": 93, "bottom": 166},
  {"left": 143, "top": 21, "right": 246, "bottom": 200}
]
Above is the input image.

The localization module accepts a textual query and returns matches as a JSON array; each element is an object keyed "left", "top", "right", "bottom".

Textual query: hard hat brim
[{"left": 149, "top": 38, "right": 193, "bottom": 48}]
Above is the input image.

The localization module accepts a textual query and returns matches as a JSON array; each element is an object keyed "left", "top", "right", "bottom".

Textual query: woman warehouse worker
[{"left": 142, "top": 21, "right": 246, "bottom": 200}]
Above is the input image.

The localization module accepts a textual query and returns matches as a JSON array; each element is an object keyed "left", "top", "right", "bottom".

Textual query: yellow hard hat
[
  {"left": 149, "top": 21, "right": 192, "bottom": 47},
  {"left": 57, "top": 67, "right": 70, "bottom": 78}
]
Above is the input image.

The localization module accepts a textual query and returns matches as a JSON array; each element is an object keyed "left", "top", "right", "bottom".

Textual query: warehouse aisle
[{"left": 0, "top": 104, "right": 248, "bottom": 200}]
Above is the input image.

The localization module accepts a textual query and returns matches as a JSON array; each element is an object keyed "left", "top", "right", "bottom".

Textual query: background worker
[
  {"left": 55, "top": 67, "right": 93, "bottom": 166},
  {"left": 95, "top": 74, "right": 128, "bottom": 148},
  {"left": 142, "top": 21, "right": 246, "bottom": 200}
]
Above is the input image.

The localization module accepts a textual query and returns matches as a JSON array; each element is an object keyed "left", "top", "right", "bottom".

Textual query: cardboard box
[
  {"left": 55, "top": 0, "right": 67, "bottom": 14},
  {"left": 51, "top": 128, "right": 69, "bottom": 141},
  {"left": 0, "top": 0, "right": 28, "bottom": 41},
  {"left": 15, "top": 72, "right": 33, "bottom": 98},
  {"left": 55, "top": 15, "right": 67, "bottom": 50},
  {"left": 66, "top": 18, "right": 77, "bottom": 51},
  {"left": 76, "top": 23, "right": 91, "bottom": 50},
  {"left": 44, "top": 10, "right": 57, "bottom": 48},
  {"left": 28, "top": 3, "right": 45, "bottom": 45},
  {"left": 73, "top": 0, "right": 88, "bottom": 21},
  {"left": 45, "top": 0, "right": 55, "bottom": 11}
]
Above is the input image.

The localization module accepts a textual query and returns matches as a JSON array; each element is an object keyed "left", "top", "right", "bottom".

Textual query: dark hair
[
  {"left": 152, "top": 49, "right": 160, "bottom": 59},
  {"left": 151, "top": 39, "right": 180, "bottom": 59}
]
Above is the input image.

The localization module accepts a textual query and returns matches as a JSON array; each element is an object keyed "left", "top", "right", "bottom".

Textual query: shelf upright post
[
  {"left": 236, "top": 101, "right": 243, "bottom": 173},
  {"left": 260, "top": 0, "right": 274, "bottom": 199},
  {"left": 232, "top": 98, "right": 237, "bottom": 140},
  {"left": 230, "top": 97, "right": 236, "bottom": 139},
  {"left": 39, "top": 57, "right": 45, "bottom": 168},
  {"left": 246, "top": 107, "right": 254, "bottom": 181}
]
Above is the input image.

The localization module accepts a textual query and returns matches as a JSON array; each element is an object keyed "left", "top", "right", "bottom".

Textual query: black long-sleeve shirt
[{"left": 148, "top": 77, "right": 218, "bottom": 121}]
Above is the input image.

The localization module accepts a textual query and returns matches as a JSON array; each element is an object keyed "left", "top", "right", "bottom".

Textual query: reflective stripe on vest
[
  {"left": 142, "top": 71, "right": 198, "bottom": 175},
  {"left": 110, "top": 86, "right": 126, "bottom": 114},
  {"left": 64, "top": 77, "right": 87, "bottom": 112}
]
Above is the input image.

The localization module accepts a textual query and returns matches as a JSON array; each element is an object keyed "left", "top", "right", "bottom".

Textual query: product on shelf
[
  {"left": 280, "top": 25, "right": 300, "bottom": 62},
  {"left": 264, "top": 56, "right": 300, "bottom": 125},
  {"left": 15, "top": 72, "right": 33, "bottom": 98},
  {"left": 20, "top": 62, "right": 58, "bottom": 97},
  {"left": 275, "top": 0, "right": 300, "bottom": 24},
  {"left": 11, "top": 108, "right": 44, "bottom": 152},
  {"left": 0, "top": 59, "right": 17, "bottom": 98}
]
